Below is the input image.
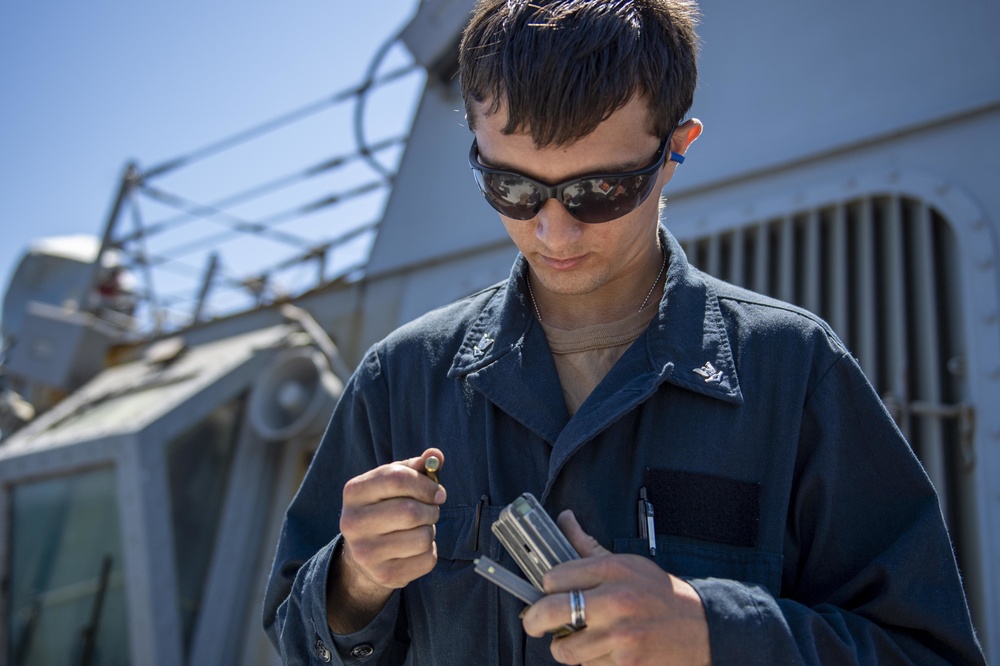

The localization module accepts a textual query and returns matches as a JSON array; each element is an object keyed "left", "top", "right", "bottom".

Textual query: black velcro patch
[{"left": 643, "top": 469, "right": 761, "bottom": 548}]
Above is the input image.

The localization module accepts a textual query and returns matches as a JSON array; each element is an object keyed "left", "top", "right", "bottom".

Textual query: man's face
[{"left": 472, "top": 96, "right": 679, "bottom": 305}]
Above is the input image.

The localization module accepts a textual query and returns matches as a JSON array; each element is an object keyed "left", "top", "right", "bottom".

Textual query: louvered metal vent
[{"left": 679, "top": 194, "right": 980, "bottom": 617}]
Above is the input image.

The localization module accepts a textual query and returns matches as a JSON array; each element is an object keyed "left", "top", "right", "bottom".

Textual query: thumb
[
  {"left": 398, "top": 448, "right": 445, "bottom": 505},
  {"left": 557, "top": 510, "right": 611, "bottom": 558}
]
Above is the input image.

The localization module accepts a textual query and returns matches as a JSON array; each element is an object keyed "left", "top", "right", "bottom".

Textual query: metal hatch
[{"left": 671, "top": 171, "right": 1000, "bottom": 652}]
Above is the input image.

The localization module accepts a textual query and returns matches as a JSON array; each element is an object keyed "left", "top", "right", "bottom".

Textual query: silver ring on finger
[{"left": 569, "top": 589, "right": 586, "bottom": 629}]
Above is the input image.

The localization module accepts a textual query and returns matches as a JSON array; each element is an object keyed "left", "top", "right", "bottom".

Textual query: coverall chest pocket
[
  {"left": 612, "top": 537, "right": 783, "bottom": 595},
  {"left": 406, "top": 505, "right": 510, "bottom": 666},
  {"left": 434, "top": 505, "right": 505, "bottom": 562}
]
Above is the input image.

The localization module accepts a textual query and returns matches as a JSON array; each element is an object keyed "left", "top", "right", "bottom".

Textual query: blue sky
[{"left": 0, "top": 1, "right": 423, "bottom": 331}]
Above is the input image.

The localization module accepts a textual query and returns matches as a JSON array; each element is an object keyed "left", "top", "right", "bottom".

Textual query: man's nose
[{"left": 535, "top": 199, "right": 583, "bottom": 250}]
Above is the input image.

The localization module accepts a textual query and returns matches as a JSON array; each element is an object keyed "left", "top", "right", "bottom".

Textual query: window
[
  {"left": 165, "top": 397, "right": 242, "bottom": 656},
  {"left": 8, "top": 467, "right": 130, "bottom": 665}
]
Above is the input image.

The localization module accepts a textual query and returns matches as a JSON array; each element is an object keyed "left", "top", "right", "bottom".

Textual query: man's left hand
[{"left": 520, "top": 511, "right": 711, "bottom": 666}]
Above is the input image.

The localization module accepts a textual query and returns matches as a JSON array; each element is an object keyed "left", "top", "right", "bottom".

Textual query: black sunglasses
[{"left": 468, "top": 135, "right": 685, "bottom": 224}]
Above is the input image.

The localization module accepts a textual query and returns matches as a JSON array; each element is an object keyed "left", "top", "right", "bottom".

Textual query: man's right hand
[{"left": 327, "top": 448, "right": 445, "bottom": 633}]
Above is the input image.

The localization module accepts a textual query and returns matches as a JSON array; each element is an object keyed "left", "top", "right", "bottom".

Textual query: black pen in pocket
[{"left": 637, "top": 486, "right": 656, "bottom": 557}]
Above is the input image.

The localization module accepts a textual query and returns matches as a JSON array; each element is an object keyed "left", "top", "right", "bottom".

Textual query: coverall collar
[{"left": 448, "top": 226, "right": 743, "bottom": 444}]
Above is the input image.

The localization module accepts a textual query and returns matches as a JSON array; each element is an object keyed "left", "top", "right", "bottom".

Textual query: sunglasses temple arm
[{"left": 670, "top": 151, "right": 685, "bottom": 164}]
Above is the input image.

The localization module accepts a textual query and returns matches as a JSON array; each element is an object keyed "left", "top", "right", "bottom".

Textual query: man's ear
[{"left": 671, "top": 118, "right": 703, "bottom": 157}]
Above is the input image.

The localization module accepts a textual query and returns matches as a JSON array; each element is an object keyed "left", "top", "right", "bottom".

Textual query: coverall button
[
  {"left": 350, "top": 643, "right": 375, "bottom": 658},
  {"left": 315, "top": 638, "right": 332, "bottom": 662}
]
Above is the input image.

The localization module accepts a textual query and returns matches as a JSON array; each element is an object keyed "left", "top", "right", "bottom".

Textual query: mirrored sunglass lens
[
  {"left": 566, "top": 174, "right": 654, "bottom": 223},
  {"left": 480, "top": 172, "right": 540, "bottom": 219}
]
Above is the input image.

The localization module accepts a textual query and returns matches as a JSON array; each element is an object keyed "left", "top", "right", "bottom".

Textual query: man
[{"left": 264, "top": 1, "right": 985, "bottom": 663}]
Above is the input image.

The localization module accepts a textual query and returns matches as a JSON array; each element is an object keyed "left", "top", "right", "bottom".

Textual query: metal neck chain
[
  {"left": 525, "top": 277, "right": 544, "bottom": 322},
  {"left": 525, "top": 249, "right": 667, "bottom": 324},
  {"left": 638, "top": 248, "right": 669, "bottom": 312}
]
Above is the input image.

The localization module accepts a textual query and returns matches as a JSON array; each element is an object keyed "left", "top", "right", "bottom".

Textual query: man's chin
[{"left": 531, "top": 275, "right": 602, "bottom": 298}]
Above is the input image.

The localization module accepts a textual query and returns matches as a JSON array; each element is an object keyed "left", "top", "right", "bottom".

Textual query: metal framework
[{"left": 87, "top": 41, "right": 423, "bottom": 337}]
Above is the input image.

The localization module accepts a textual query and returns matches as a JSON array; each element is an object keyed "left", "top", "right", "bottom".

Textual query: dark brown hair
[{"left": 459, "top": 0, "right": 700, "bottom": 147}]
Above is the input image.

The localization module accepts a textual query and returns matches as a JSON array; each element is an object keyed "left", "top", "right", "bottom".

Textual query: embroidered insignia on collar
[
  {"left": 693, "top": 361, "right": 724, "bottom": 383},
  {"left": 473, "top": 333, "right": 495, "bottom": 356}
]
